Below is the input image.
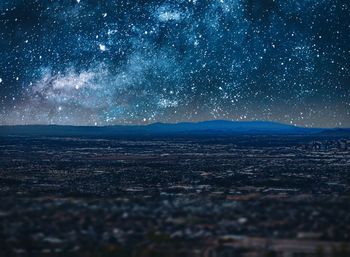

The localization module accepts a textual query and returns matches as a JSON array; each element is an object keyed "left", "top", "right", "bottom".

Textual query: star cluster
[{"left": 0, "top": 0, "right": 349, "bottom": 127}]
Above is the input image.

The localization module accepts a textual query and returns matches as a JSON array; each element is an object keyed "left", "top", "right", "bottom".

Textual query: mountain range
[{"left": 1, "top": 120, "right": 349, "bottom": 137}]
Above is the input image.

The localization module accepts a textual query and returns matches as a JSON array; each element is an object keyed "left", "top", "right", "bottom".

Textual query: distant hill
[
  {"left": 316, "top": 128, "right": 350, "bottom": 137},
  {"left": 0, "top": 120, "right": 333, "bottom": 136}
]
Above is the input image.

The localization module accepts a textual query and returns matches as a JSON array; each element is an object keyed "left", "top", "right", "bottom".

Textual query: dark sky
[{"left": 0, "top": 0, "right": 349, "bottom": 127}]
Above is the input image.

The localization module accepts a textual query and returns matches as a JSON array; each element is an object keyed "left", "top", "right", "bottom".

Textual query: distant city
[{"left": 0, "top": 125, "right": 349, "bottom": 256}]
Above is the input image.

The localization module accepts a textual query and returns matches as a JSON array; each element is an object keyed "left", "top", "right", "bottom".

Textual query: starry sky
[{"left": 0, "top": 0, "right": 349, "bottom": 127}]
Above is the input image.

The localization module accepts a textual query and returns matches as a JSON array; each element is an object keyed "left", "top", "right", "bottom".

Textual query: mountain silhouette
[{"left": 0, "top": 120, "right": 331, "bottom": 136}]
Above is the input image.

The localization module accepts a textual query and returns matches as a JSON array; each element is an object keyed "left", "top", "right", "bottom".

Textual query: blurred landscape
[{"left": 0, "top": 121, "right": 350, "bottom": 257}]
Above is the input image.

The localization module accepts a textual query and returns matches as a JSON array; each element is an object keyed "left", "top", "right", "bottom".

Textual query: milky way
[{"left": 0, "top": 0, "right": 349, "bottom": 127}]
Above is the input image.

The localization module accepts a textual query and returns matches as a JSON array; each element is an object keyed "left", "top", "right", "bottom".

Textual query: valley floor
[{"left": 0, "top": 135, "right": 349, "bottom": 257}]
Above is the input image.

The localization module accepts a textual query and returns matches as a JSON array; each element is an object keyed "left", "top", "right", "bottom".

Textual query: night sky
[{"left": 0, "top": 0, "right": 349, "bottom": 127}]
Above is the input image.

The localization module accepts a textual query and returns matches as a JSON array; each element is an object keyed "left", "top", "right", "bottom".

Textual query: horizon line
[{"left": 0, "top": 119, "right": 347, "bottom": 130}]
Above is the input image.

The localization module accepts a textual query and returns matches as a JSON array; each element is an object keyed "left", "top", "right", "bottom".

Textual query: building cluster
[{"left": 301, "top": 139, "right": 350, "bottom": 151}]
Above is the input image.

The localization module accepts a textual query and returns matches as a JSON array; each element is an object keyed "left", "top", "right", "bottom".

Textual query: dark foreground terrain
[{"left": 0, "top": 134, "right": 350, "bottom": 257}]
